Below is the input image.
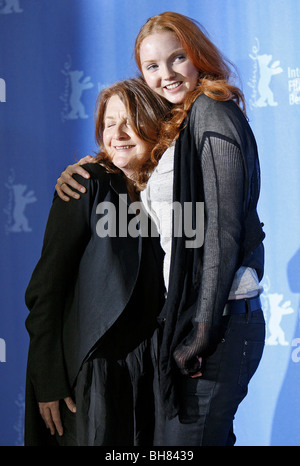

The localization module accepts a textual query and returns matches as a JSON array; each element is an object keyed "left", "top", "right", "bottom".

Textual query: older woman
[{"left": 24, "top": 78, "right": 171, "bottom": 446}]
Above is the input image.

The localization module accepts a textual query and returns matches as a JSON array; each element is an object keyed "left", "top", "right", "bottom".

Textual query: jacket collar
[{"left": 109, "top": 172, "right": 132, "bottom": 207}]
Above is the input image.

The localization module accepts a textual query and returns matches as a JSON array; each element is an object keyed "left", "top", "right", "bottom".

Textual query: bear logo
[
  {"left": 248, "top": 38, "right": 283, "bottom": 108},
  {"left": 66, "top": 70, "right": 93, "bottom": 119},
  {"left": 7, "top": 184, "right": 37, "bottom": 232},
  {"left": 254, "top": 54, "right": 283, "bottom": 107},
  {"left": 61, "top": 57, "right": 94, "bottom": 121},
  {"left": 266, "top": 293, "right": 294, "bottom": 346}
]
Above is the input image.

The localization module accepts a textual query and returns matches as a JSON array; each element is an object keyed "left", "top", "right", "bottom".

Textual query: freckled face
[
  {"left": 139, "top": 31, "right": 199, "bottom": 104},
  {"left": 103, "top": 95, "right": 151, "bottom": 178}
]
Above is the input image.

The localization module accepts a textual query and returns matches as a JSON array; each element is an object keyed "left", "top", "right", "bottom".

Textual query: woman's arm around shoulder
[{"left": 55, "top": 155, "right": 96, "bottom": 201}]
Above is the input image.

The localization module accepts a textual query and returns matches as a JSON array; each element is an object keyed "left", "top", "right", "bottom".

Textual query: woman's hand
[
  {"left": 55, "top": 155, "right": 95, "bottom": 201},
  {"left": 38, "top": 396, "right": 76, "bottom": 436},
  {"left": 190, "top": 356, "right": 203, "bottom": 378},
  {"left": 173, "top": 321, "right": 208, "bottom": 377},
  {"left": 173, "top": 351, "right": 203, "bottom": 378}
]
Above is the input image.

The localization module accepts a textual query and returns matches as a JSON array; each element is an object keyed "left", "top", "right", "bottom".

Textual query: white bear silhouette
[
  {"left": 253, "top": 54, "right": 283, "bottom": 107},
  {"left": 67, "top": 70, "right": 93, "bottom": 119},
  {"left": 8, "top": 184, "right": 37, "bottom": 232},
  {"left": 267, "top": 293, "right": 294, "bottom": 345}
]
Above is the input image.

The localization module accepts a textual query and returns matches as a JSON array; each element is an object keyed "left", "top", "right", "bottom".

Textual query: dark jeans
[{"left": 162, "top": 309, "right": 265, "bottom": 446}]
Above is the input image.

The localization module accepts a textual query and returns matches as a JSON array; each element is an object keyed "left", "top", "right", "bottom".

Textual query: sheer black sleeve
[{"left": 174, "top": 134, "right": 245, "bottom": 375}]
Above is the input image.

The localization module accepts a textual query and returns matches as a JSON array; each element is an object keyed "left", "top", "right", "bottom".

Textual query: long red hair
[{"left": 134, "top": 12, "right": 246, "bottom": 168}]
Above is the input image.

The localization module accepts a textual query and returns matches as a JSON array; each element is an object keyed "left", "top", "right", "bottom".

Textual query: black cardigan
[{"left": 158, "top": 94, "right": 265, "bottom": 418}]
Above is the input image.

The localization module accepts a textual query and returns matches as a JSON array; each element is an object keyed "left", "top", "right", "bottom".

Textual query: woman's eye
[
  {"left": 147, "top": 64, "right": 158, "bottom": 71},
  {"left": 174, "top": 55, "right": 185, "bottom": 62}
]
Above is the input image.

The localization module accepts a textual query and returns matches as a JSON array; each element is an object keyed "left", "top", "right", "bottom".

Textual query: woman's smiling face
[
  {"left": 103, "top": 94, "right": 151, "bottom": 178},
  {"left": 139, "top": 30, "right": 199, "bottom": 104}
]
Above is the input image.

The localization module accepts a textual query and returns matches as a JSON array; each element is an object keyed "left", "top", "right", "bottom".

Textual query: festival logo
[
  {"left": 4, "top": 169, "right": 37, "bottom": 234},
  {"left": 248, "top": 38, "right": 283, "bottom": 109},
  {"left": 0, "top": 0, "right": 23, "bottom": 14},
  {"left": 261, "top": 277, "right": 295, "bottom": 346},
  {"left": 265, "top": 293, "right": 294, "bottom": 346},
  {"left": 60, "top": 55, "right": 94, "bottom": 121},
  {"left": 0, "top": 78, "right": 6, "bottom": 102}
]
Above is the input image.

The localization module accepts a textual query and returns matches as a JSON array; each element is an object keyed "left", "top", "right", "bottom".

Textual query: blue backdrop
[{"left": 1, "top": 0, "right": 299, "bottom": 446}]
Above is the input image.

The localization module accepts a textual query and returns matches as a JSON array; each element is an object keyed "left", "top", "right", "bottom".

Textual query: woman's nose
[
  {"left": 161, "top": 63, "right": 176, "bottom": 81},
  {"left": 114, "top": 123, "right": 128, "bottom": 139}
]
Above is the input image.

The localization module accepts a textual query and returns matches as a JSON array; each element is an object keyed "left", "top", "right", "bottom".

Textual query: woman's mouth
[
  {"left": 164, "top": 81, "right": 182, "bottom": 91},
  {"left": 114, "top": 145, "right": 135, "bottom": 150}
]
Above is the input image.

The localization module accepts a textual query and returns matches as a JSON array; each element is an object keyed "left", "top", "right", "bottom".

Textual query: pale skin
[
  {"left": 55, "top": 31, "right": 203, "bottom": 389},
  {"left": 41, "top": 95, "right": 152, "bottom": 436}
]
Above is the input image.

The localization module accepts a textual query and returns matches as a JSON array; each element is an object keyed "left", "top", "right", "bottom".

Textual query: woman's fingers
[
  {"left": 38, "top": 400, "right": 63, "bottom": 436},
  {"left": 55, "top": 161, "right": 91, "bottom": 200},
  {"left": 64, "top": 396, "right": 76, "bottom": 413}
]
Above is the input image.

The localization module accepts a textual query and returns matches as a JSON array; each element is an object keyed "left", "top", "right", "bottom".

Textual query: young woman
[
  {"left": 56, "top": 12, "right": 266, "bottom": 446},
  {"left": 24, "top": 78, "right": 170, "bottom": 446}
]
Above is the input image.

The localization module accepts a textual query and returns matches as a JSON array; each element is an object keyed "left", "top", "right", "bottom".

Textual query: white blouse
[{"left": 141, "top": 145, "right": 262, "bottom": 298}]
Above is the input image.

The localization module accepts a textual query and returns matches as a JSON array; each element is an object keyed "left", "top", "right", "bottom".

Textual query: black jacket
[{"left": 24, "top": 163, "right": 165, "bottom": 445}]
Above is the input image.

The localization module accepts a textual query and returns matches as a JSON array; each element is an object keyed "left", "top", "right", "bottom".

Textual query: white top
[
  {"left": 141, "top": 144, "right": 174, "bottom": 289},
  {"left": 141, "top": 145, "right": 262, "bottom": 298}
]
